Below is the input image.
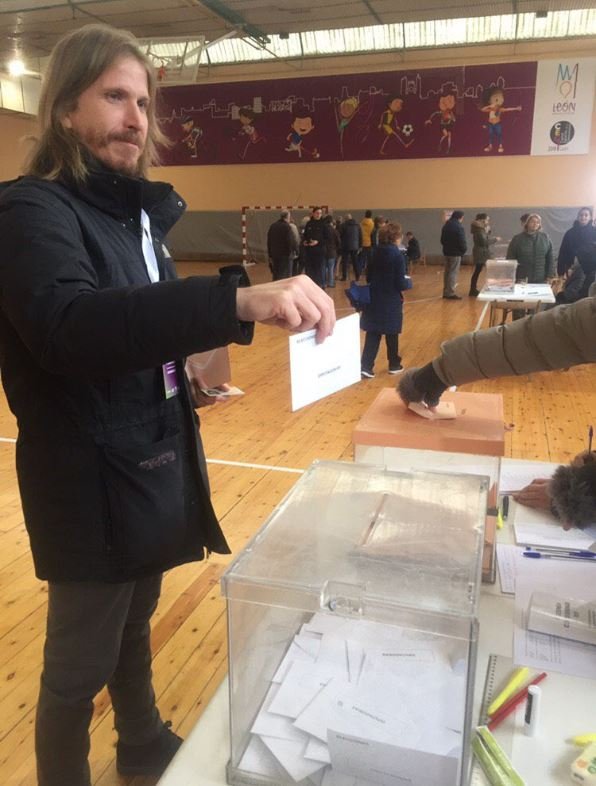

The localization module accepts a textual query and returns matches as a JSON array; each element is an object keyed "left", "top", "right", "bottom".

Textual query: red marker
[{"left": 488, "top": 672, "right": 547, "bottom": 731}]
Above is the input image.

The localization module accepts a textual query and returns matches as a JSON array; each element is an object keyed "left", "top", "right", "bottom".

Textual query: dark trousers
[
  {"left": 470, "top": 263, "right": 484, "bottom": 293},
  {"left": 36, "top": 574, "right": 163, "bottom": 786},
  {"left": 361, "top": 332, "right": 400, "bottom": 373},
  {"left": 360, "top": 246, "right": 372, "bottom": 275},
  {"left": 305, "top": 250, "right": 326, "bottom": 289},
  {"left": 341, "top": 249, "right": 359, "bottom": 280},
  {"left": 271, "top": 255, "right": 293, "bottom": 280}
]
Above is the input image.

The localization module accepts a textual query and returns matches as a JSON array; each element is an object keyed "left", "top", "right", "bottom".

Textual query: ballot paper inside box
[{"left": 221, "top": 460, "right": 487, "bottom": 786}]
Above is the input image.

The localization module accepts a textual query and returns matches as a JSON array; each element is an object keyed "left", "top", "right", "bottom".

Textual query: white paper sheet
[
  {"left": 261, "top": 735, "right": 327, "bottom": 782},
  {"left": 289, "top": 313, "right": 361, "bottom": 411},
  {"left": 497, "top": 543, "right": 518, "bottom": 594},
  {"left": 513, "top": 557, "right": 596, "bottom": 679},
  {"left": 327, "top": 730, "right": 459, "bottom": 786},
  {"left": 499, "top": 460, "right": 558, "bottom": 493},
  {"left": 513, "top": 504, "right": 596, "bottom": 550}
]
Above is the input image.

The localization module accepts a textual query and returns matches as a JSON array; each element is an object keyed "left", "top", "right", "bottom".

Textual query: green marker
[{"left": 476, "top": 726, "right": 526, "bottom": 786}]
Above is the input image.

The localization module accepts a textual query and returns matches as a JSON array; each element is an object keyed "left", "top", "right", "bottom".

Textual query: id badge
[{"left": 162, "top": 361, "right": 180, "bottom": 399}]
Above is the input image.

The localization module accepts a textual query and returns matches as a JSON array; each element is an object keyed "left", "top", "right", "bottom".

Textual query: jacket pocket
[{"left": 101, "top": 432, "right": 186, "bottom": 565}]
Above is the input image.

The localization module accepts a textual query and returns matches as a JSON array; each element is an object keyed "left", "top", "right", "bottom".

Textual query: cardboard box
[{"left": 353, "top": 389, "right": 505, "bottom": 458}]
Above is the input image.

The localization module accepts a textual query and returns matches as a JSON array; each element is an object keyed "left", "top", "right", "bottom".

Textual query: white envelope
[
  {"left": 261, "top": 735, "right": 327, "bottom": 783},
  {"left": 327, "top": 730, "right": 459, "bottom": 786}
]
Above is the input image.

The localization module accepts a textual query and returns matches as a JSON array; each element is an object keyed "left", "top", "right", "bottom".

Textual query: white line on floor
[{"left": 206, "top": 458, "right": 303, "bottom": 474}]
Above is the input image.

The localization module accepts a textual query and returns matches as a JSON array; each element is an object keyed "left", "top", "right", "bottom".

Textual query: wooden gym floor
[{"left": 0, "top": 261, "right": 594, "bottom": 785}]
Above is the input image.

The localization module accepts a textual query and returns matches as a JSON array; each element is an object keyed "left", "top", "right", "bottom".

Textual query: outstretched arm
[
  {"left": 398, "top": 296, "right": 596, "bottom": 407},
  {"left": 236, "top": 275, "right": 335, "bottom": 344}
]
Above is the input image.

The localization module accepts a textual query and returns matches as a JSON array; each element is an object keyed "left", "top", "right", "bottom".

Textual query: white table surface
[
  {"left": 474, "top": 283, "right": 556, "bottom": 331},
  {"left": 158, "top": 457, "right": 595, "bottom": 786}
]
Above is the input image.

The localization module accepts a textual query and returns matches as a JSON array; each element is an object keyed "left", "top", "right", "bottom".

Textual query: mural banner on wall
[
  {"left": 530, "top": 58, "right": 596, "bottom": 156},
  {"left": 158, "top": 61, "right": 538, "bottom": 166}
]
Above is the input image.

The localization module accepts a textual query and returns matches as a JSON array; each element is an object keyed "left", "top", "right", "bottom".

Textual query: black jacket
[
  {"left": 441, "top": 217, "right": 467, "bottom": 256},
  {"left": 323, "top": 222, "right": 341, "bottom": 258},
  {"left": 267, "top": 218, "right": 298, "bottom": 259},
  {"left": 0, "top": 169, "right": 253, "bottom": 582},
  {"left": 557, "top": 221, "right": 596, "bottom": 276},
  {"left": 406, "top": 236, "right": 421, "bottom": 261},
  {"left": 340, "top": 219, "right": 362, "bottom": 252}
]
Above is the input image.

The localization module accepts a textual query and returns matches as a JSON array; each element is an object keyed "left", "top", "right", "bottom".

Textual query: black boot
[{"left": 116, "top": 721, "right": 183, "bottom": 776}]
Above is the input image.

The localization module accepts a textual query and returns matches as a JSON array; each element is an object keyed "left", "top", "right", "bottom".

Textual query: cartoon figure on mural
[
  {"left": 285, "top": 112, "right": 320, "bottom": 159},
  {"left": 480, "top": 86, "right": 521, "bottom": 153},
  {"left": 378, "top": 96, "right": 413, "bottom": 155},
  {"left": 180, "top": 115, "right": 204, "bottom": 159},
  {"left": 425, "top": 91, "right": 457, "bottom": 154},
  {"left": 234, "top": 107, "right": 266, "bottom": 160},
  {"left": 334, "top": 97, "right": 359, "bottom": 157}
]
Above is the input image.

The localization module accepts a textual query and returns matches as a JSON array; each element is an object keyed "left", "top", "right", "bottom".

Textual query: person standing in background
[
  {"left": 507, "top": 213, "right": 554, "bottom": 284},
  {"left": 267, "top": 210, "right": 299, "bottom": 280},
  {"left": 557, "top": 207, "right": 596, "bottom": 276},
  {"left": 360, "top": 222, "right": 411, "bottom": 378},
  {"left": 302, "top": 206, "right": 327, "bottom": 288},
  {"left": 405, "top": 231, "right": 422, "bottom": 270},
  {"left": 360, "top": 209, "right": 374, "bottom": 273},
  {"left": 339, "top": 213, "right": 362, "bottom": 281},
  {"left": 322, "top": 213, "right": 341, "bottom": 288},
  {"left": 469, "top": 213, "right": 500, "bottom": 296},
  {"left": 440, "top": 210, "right": 467, "bottom": 299}
]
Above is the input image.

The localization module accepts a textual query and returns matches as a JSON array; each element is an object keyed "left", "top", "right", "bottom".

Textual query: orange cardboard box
[{"left": 353, "top": 389, "right": 505, "bottom": 457}]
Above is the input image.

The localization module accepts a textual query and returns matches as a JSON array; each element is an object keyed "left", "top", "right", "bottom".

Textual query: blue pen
[
  {"left": 523, "top": 552, "right": 596, "bottom": 562},
  {"left": 524, "top": 547, "right": 596, "bottom": 558}
]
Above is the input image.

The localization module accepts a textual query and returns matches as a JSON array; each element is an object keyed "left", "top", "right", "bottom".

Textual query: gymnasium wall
[
  {"left": 153, "top": 38, "right": 596, "bottom": 259},
  {"left": 1, "top": 37, "right": 594, "bottom": 260}
]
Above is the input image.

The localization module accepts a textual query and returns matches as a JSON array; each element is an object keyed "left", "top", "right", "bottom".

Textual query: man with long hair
[{"left": 0, "top": 24, "right": 334, "bottom": 786}]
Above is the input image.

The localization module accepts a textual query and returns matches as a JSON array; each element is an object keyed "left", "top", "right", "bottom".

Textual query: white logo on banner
[{"left": 531, "top": 58, "right": 596, "bottom": 156}]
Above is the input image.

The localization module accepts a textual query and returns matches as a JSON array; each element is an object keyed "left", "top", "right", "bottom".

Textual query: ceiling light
[{"left": 8, "top": 58, "right": 26, "bottom": 77}]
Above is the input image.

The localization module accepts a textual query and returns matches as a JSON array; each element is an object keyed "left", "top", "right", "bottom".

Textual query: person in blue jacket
[{"left": 360, "top": 222, "right": 412, "bottom": 378}]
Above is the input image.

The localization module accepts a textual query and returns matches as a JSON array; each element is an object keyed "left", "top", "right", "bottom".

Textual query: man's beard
[{"left": 77, "top": 128, "right": 145, "bottom": 177}]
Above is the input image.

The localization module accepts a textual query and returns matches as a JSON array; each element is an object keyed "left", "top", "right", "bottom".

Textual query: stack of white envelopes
[{"left": 239, "top": 612, "right": 467, "bottom": 786}]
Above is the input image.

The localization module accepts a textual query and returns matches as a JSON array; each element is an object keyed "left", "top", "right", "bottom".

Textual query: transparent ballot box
[
  {"left": 221, "top": 460, "right": 487, "bottom": 786},
  {"left": 484, "top": 259, "right": 518, "bottom": 292}
]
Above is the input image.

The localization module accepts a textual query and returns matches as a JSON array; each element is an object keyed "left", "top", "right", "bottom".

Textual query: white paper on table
[
  {"left": 513, "top": 557, "right": 596, "bottom": 679},
  {"left": 499, "top": 460, "right": 558, "bottom": 493},
  {"left": 513, "top": 504, "right": 596, "bottom": 550},
  {"left": 327, "top": 730, "right": 459, "bottom": 786},
  {"left": 289, "top": 313, "right": 361, "bottom": 411},
  {"left": 260, "top": 735, "right": 327, "bottom": 782},
  {"left": 497, "top": 543, "right": 518, "bottom": 594}
]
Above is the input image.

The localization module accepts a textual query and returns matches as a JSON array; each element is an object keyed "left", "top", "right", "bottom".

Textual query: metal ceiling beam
[
  {"left": 362, "top": 0, "right": 383, "bottom": 26},
  {"left": 199, "top": 0, "right": 270, "bottom": 46}
]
